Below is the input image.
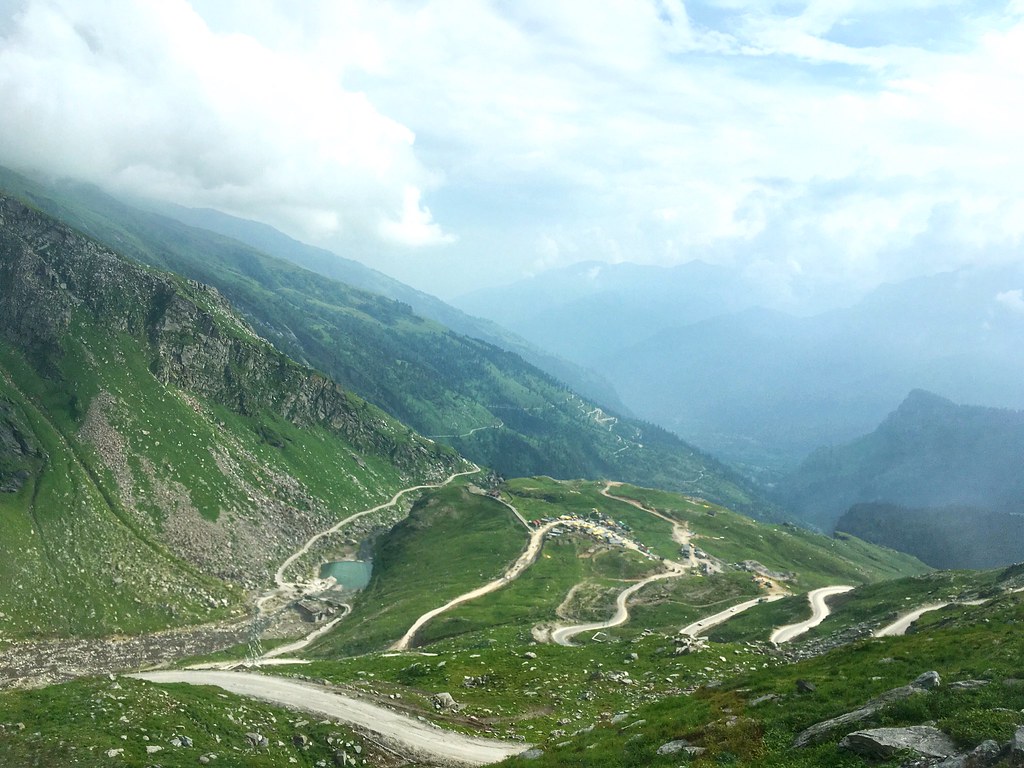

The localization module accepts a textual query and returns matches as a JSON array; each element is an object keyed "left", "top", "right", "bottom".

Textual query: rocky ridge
[
  {"left": 0, "top": 195, "right": 458, "bottom": 477},
  {"left": 0, "top": 195, "right": 467, "bottom": 643}
]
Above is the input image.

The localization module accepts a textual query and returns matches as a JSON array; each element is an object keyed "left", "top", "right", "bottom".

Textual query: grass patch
[
  {"left": 309, "top": 486, "right": 527, "bottom": 656},
  {"left": 601, "top": 483, "right": 929, "bottom": 587},
  {"left": 0, "top": 675, "right": 380, "bottom": 767}
]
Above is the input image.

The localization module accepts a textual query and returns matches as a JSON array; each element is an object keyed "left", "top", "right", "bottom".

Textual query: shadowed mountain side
[
  {"left": 837, "top": 503, "right": 1024, "bottom": 570},
  {"left": 778, "top": 390, "right": 1024, "bottom": 532},
  {"left": 0, "top": 167, "right": 768, "bottom": 515}
]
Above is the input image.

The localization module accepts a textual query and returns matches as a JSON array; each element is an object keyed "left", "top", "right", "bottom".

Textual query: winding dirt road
[
  {"left": 551, "top": 564, "right": 685, "bottom": 646},
  {"left": 131, "top": 670, "right": 525, "bottom": 766},
  {"left": 257, "top": 464, "right": 480, "bottom": 613},
  {"left": 874, "top": 598, "right": 987, "bottom": 638},
  {"left": 770, "top": 585, "right": 854, "bottom": 644},
  {"left": 873, "top": 603, "right": 949, "bottom": 637},
  {"left": 390, "top": 519, "right": 559, "bottom": 651},
  {"left": 678, "top": 594, "right": 786, "bottom": 637},
  {"left": 259, "top": 605, "right": 351, "bottom": 660},
  {"left": 601, "top": 482, "right": 693, "bottom": 552}
]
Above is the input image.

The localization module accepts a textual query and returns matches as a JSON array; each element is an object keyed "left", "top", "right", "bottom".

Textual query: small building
[{"left": 294, "top": 597, "right": 343, "bottom": 623}]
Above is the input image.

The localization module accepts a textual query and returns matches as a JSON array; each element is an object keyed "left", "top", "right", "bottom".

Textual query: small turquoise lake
[{"left": 320, "top": 560, "right": 373, "bottom": 590}]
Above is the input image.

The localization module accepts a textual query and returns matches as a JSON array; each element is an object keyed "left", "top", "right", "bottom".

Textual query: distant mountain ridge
[
  {"left": 454, "top": 259, "right": 756, "bottom": 364},
  {"left": 606, "top": 268, "right": 1024, "bottom": 470},
  {"left": 146, "top": 202, "right": 628, "bottom": 413},
  {"left": 0, "top": 167, "right": 767, "bottom": 515},
  {"left": 456, "top": 258, "right": 1024, "bottom": 472},
  {"left": 837, "top": 502, "right": 1024, "bottom": 570},
  {"left": 778, "top": 389, "right": 1024, "bottom": 533}
]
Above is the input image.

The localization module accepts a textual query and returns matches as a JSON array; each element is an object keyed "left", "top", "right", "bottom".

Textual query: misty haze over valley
[{"left": 1, "top": 3, "right": 1023, "bottom": 767}]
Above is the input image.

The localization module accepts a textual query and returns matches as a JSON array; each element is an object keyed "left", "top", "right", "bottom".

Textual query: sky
[{"left": 1, "top": 0, "right": 1023, "bottom": 302}]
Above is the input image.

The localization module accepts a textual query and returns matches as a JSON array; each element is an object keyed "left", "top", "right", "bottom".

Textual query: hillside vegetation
[
  {"left": 0, "top": 194, "right": 462, "bottom": 639},
  {"left": 151, "top": 202, "right": 629, "bottom": 413},
  {"left": 310, "top": 478, "right": 926, "bottom": 656},
  {"left": 837, "top": 503, "right": 1024, "bottom": 570},
  {"left": 0, "top": 167, "right": 769, "bottom": 516}
]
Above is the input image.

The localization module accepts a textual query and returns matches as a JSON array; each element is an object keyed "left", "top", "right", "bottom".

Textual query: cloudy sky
[{"left": 1, "top": 0, "right": 1022, "bottom": 302}]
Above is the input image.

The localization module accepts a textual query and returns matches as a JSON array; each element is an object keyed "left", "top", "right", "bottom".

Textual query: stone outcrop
[
  {"left": 432, "top": 692, "right": 460, "bottom": 711},
  {"left": 861, "top": 725, "right": 1024, "bottom": 768},
  {"left": 793, "top": 672, "right": 941, "bottom": 747},
  {"left": 0, "top": 399, "right": 40, "bottom": 493},
  {"left": 839, "top": 726, "right": 958, "bottom": 760}
]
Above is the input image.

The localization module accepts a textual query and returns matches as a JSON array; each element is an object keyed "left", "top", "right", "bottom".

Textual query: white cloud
[
  {"left": 378, "top": 185, "right": 455, "bottom": 247},
  {"left": 0, "top": 0, "right": 1022, "bottom": 299},
  {"left": 0, "top": 0, "right": 451, "bottom": 248},
  {"left": 996, "top": 289, "right": 1024, "bottom": 314}
]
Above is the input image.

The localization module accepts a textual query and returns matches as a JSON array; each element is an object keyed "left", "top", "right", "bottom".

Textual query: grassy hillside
[
  {"left": 149, "top": 202, "right": 630, "bottom": 414},
  {"left": 0, "top": 167, "right": 770, "bottom": 516},
  {"left": 0, "top": 675, "right": 382, "bottom": 767},
  {"left": 6, "top": 588, "right": 1023, "bottom": 767},
  {"left": 0, "top": 194, "right": 462, "bottom": 639},
  {"left": 309, "top": 478, "right": 926, "bottom": 656},
  {"left": 309, "top": 484, "right": 527, "bottom": 656},
  {"left": 600, "top": 483, "right": 928, "bottom": 588},
  {"left": 499, "top": 590, "right": 1024, "bottom": 767},
  {"left": 0, "top": 468, "right": 986, "bottom": 768}
]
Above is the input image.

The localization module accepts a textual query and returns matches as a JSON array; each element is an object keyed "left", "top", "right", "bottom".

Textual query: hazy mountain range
[
  {"left": 457, "top": 260, "right": 1024, "bottom": 472},
  {"left": 779, "top": 389, "right": 1024, "bottom": 540},
  {"left": 837, "top": 503, "right": 1024, "bottom": 571},
  {"left": 0, "top": 167, "right": 764, "bottom": 515}
]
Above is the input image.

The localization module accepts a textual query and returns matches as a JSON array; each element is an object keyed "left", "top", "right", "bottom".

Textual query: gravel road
[{"left": 132, "top": 669, "right": 526, "bottom": 766}]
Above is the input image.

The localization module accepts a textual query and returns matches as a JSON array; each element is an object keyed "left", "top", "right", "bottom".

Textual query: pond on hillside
[{"left": 320, "top": 560, "right": 373, "bottom": 591}]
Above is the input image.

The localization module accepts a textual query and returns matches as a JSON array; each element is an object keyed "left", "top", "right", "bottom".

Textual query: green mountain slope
[
  {"left": 0, "top": 167, "right": 767, "bottom": 516},
  {"left": 311, "top": 478, "right": 926, "bottom": 657},
  {"left": 0, "top": 194, "right": 463, "bottom": 639},
  {"left": 4, "top": 583, "right": 1023, "bottom": 767},
  {"left": 144, "top": 201, "right": 629, "bottom": 413}
]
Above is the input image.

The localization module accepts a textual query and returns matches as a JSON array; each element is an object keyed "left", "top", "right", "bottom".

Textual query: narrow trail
[
  {"left": 390, "top": 518, "right": 560, "bottom": 651},
  {"left": 874, "top": 603, "right": 950, "bottom": 638},
  {"left": 546, "top": 482, "right": 701, "bottom": 645},
  {"left": 391, "top": 486, "right": 688, "bottom": 651},
  {"left": 429, "top": 421, "right": 504, "bottom": 440},
  {"left": 770, "top": 585, "right": 855, "bottom": 644},
  {"left": 600, "top": 482, "right": 692, "bottom": 550},
  {"left": 257, "top": 464, "right": 480, "bottom": 614},
  {"left": 259, "top": 605, "right": 352, "bottom": 660},
  {"left": 486, "top": 492, "right": 533, "bottom": 530},
  {"left": 601, "top": 482, "right": 718, "bottom": 570},
  {"left": 131, "top": 670, "right": 526, "bottom": 767},
  {"left": 597, "top": 482, "right": 796, "bottom": 640}
]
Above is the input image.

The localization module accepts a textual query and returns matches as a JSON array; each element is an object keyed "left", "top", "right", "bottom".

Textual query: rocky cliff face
[
  {"left": 0, "top": 398, "right": 41, "bottom": 493},
  {"left": 0, "top": 195, "right": 459, "bottom": 477}
]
